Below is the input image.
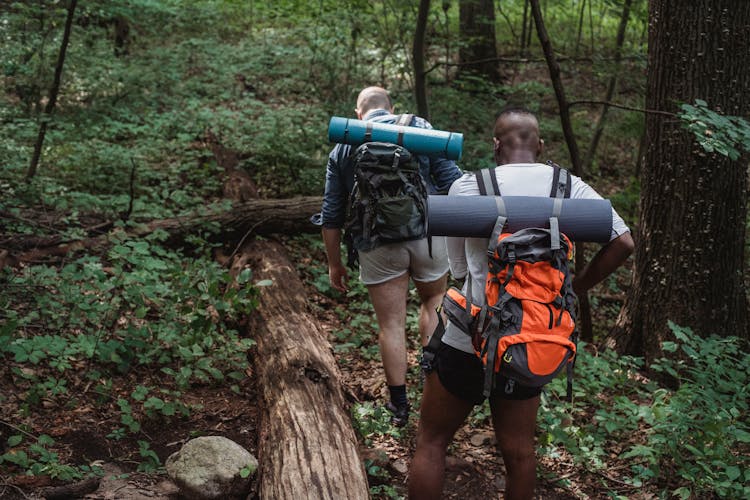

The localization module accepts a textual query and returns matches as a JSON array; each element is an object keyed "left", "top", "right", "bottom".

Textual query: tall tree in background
[
  {"left": 583, "top": 0, "right": 633, "bottom": 172},
  {"left": 458, "top": 0, "right": 500, "bottom": 82},
  {"left": 530, "top": 0, "right": 595, "bottom": 342},
  {"left": 612, "top": 0, "right": 750, "bottom": 361},
  {"left": 27, "top": 0, "right": 78, "bottom": 180},
  {"left": 413, "top": 0, "right": 430, "bottom": 119}
]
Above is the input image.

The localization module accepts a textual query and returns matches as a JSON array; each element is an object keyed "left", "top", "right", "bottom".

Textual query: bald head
[
  {"left": 356, "top": 86, "right": 393, "bottom": 118},
  {"left": 493, "top": 108, "right": 544, "bottom": 165}
]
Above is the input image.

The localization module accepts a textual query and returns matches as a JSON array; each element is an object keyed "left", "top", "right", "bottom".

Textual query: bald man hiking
[
  {"left": 319, "top": 86, "right": 462, "bottom": 426},
  {"left": 409, "top": 107, "right": 634, "bottom": 498}
]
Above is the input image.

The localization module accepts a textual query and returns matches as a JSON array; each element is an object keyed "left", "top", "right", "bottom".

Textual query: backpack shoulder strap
[
  {"left": 476, "top": 167, "right": 501, "bottom": 196},
  {"left": 394, "top": 113, "right": 413, "bottom": 126},
  {"left": 548, "top": 161, "right": 571, "bottom": 198},
  {"left": 475, "top": 167, "right": 507, "bottom": 255}
]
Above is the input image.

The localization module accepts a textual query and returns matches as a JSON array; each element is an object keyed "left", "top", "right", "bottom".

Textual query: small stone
[
  {"left": 470, "top": 430, "right": 495, "bottom": 447},
  {"left": 165, "top": 436, "right": 258, "bottom": 500},
  {"left": 390, "top": 459, "right": 408, "bottom": 475},
  {"left": 493, "top": 476, "right": 506, "bottom": 489}
]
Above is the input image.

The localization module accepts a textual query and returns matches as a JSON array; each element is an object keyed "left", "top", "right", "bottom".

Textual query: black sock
[{"left": 388, "top": 385, "right": 408, "bottom": 407}]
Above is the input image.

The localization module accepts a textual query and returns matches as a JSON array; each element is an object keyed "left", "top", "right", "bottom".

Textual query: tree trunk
[
  {"left": 530, "top": 0, "right": 594, "bottom": 342},
  {"left": 575, "top": 0, "right": 586, "bottom": 57},
  {"left": 520, "top": 0, "right": 529, "bottom": 57},
  {"left": 583, "top": 0, "right": 632, "bottom": 173},
  {"left": 27, "top": 0, "right": 77, "bottom": 180},
  {"left": 114, "top": 15, "right": 129, "bottom": 56},
  {"left": 244, "top": 240, "right": 369, "bottom": 500},
  {"left": 413, "top": 0, "right": 431, "bottom": 119},
  {"left": 611, "top": 0, "right": 750, "bottom": 362},
  {"left": 459, "top": 0, "right": 501, "bottom": 82}
]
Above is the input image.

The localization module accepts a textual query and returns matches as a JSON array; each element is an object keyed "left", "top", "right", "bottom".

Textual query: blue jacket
[{"left": 321, "top": 109, "right": 462, "bottom": 229}]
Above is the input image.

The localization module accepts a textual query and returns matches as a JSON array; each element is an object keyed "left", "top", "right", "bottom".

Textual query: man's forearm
[
  {"left": 573, "top": 232, "right": 635, "bottom": 295},
  {"left": 322, "top": 227, "right": 343, "bottom": 266}
]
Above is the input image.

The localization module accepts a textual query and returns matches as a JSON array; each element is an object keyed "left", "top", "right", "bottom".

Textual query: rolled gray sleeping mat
[{"left": 427, "top": 195, "right": 613, "bottom": 242}]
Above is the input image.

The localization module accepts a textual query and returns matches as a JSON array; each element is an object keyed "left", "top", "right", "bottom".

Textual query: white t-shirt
[{"left": 442, "top": 163, "right": 631, "bottom": 353}]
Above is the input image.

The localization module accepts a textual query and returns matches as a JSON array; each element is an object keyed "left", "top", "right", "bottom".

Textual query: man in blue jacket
[{"left": 320, "top": 86, "right": 462, "bottom": 426}]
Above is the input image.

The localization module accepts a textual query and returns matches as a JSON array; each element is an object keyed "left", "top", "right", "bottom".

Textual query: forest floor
[{"left": 3, "top": 232, "right": 637, "bottom": 500}]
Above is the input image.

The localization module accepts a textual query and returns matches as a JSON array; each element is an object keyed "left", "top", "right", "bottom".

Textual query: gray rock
[{"left": 165, "top": 436, "right": 258, "bottom": 500}]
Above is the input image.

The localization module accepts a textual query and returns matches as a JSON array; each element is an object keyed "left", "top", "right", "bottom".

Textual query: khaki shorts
[{"left": 358, "top": 237, "right": 449, "bottom": 285}]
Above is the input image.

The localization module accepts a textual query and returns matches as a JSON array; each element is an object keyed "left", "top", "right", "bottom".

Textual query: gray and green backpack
[{"left": 345, "top": 114, "right": 429, "bottom": 262}]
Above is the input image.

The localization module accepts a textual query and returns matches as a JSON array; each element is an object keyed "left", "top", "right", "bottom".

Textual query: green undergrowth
[
  {"left": 0, "top": 233, "right": 259, "bottom": 476},
  {"left": 538, "top": 323, "right": 750, "bottom": 499}
]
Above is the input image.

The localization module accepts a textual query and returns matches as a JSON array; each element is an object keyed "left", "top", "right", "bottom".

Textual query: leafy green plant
[
  {"left": 351, "top": 402, "right": 402, "bottom": 445},
  {"left": 678, "top": 99, "right": 750, "bottom": 160},
  {"left": 0, "top": 433, "right": 98, "bottom": 481},
  {"left": 332, "top": 319, "right": 381, "bottom": 360},
  {"left": 239, "top": 462, "right": 257, "bottom": 479},
  {"left": 365, "top": 455, "right": 404, "bottom": 498},
  {"left": 539, "top": 327, "right": 750, "bottom": 498},
  {"left": 645, "top": 322, "right": 750, "bottom": 498},
  {"left": 136, "top": 440, "right": 162, "bottom": 473}
]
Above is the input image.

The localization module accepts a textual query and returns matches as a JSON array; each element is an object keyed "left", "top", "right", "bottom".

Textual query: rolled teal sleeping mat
[
  {"left": 328, "top": 116, "right": 463, "bottom": 160},
  {"left": 428, "top": 195, "right": 613, "bottom": 242}
]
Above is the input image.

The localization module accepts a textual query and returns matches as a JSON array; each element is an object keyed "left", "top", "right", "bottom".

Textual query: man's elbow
[{"left": 613, "top": 231, "right": 635, "bottom": 263}]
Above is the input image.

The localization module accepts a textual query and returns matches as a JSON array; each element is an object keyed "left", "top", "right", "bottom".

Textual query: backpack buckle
[{"left": 420, "top": 350, "right": 436, "bottom": 373}]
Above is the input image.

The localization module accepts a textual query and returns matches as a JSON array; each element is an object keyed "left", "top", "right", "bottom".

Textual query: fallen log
[
  {"left": 242, "top": 240, "right": 369, "bottom": 500},
  {"left": 142, "top": 196, "right": 322, "bottom": 246},
  {"left": 3, "top": 196, "right": 322, "bottom": 265}
]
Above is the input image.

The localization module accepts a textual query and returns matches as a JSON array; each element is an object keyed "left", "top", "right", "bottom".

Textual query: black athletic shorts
[{"left": 434, "top": 342, "right": 543, "bottom": 405}]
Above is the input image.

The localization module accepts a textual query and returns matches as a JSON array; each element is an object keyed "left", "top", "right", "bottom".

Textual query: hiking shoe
[{"left": 386, "top": 401, "right": 410, "bottom": 427}]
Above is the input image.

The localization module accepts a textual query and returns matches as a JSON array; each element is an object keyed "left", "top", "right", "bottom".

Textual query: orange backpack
[{"left": 440, "top": 164, "right": 578, "bottom": 399}]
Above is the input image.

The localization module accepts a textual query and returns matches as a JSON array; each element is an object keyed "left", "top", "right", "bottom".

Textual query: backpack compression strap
[
  {"left": 475, "top": 168, "right": 508, "bottom": 256},
  {"left": 393, "top": 114, "right": 414, "bottom": 146},
  {"left": 474, "top": 167, "right": 509, "bottom": 395},
  {"left": 548, "top": 161, "right": 576, "bottom": 402}
]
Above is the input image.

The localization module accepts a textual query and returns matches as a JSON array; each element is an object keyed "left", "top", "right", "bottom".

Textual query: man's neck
[
  {"left": 361, "top": 108, "right": 390, "bottom": 121},
  {"left": 496, "top": 153, "right": 538, "bottom": 165}
]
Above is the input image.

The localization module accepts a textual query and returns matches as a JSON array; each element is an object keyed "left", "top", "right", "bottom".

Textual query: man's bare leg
[
  {"left": 367, "top": 272, "right": 410, "bottom": 386},
  {"left": 409, "top": 371, "right": 473, "bottom": 499},
  {"left": 490, "top": 395, "right": 541, "bottom": 500}
]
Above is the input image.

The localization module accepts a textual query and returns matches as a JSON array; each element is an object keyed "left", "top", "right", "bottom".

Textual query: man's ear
[
  {"left": 355, "top": 108, "right": 364, "bottom": 119},
  {"left": 493, "top": 137, "right": 501, "bottom": 163},
  {"left": 537, "top": 138, "right": 544, "bottom": 156}
]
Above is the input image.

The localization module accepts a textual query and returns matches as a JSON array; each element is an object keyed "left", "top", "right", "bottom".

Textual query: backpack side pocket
[{"left": 443, "top": 287, "right": 480, "bottom": 335}]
